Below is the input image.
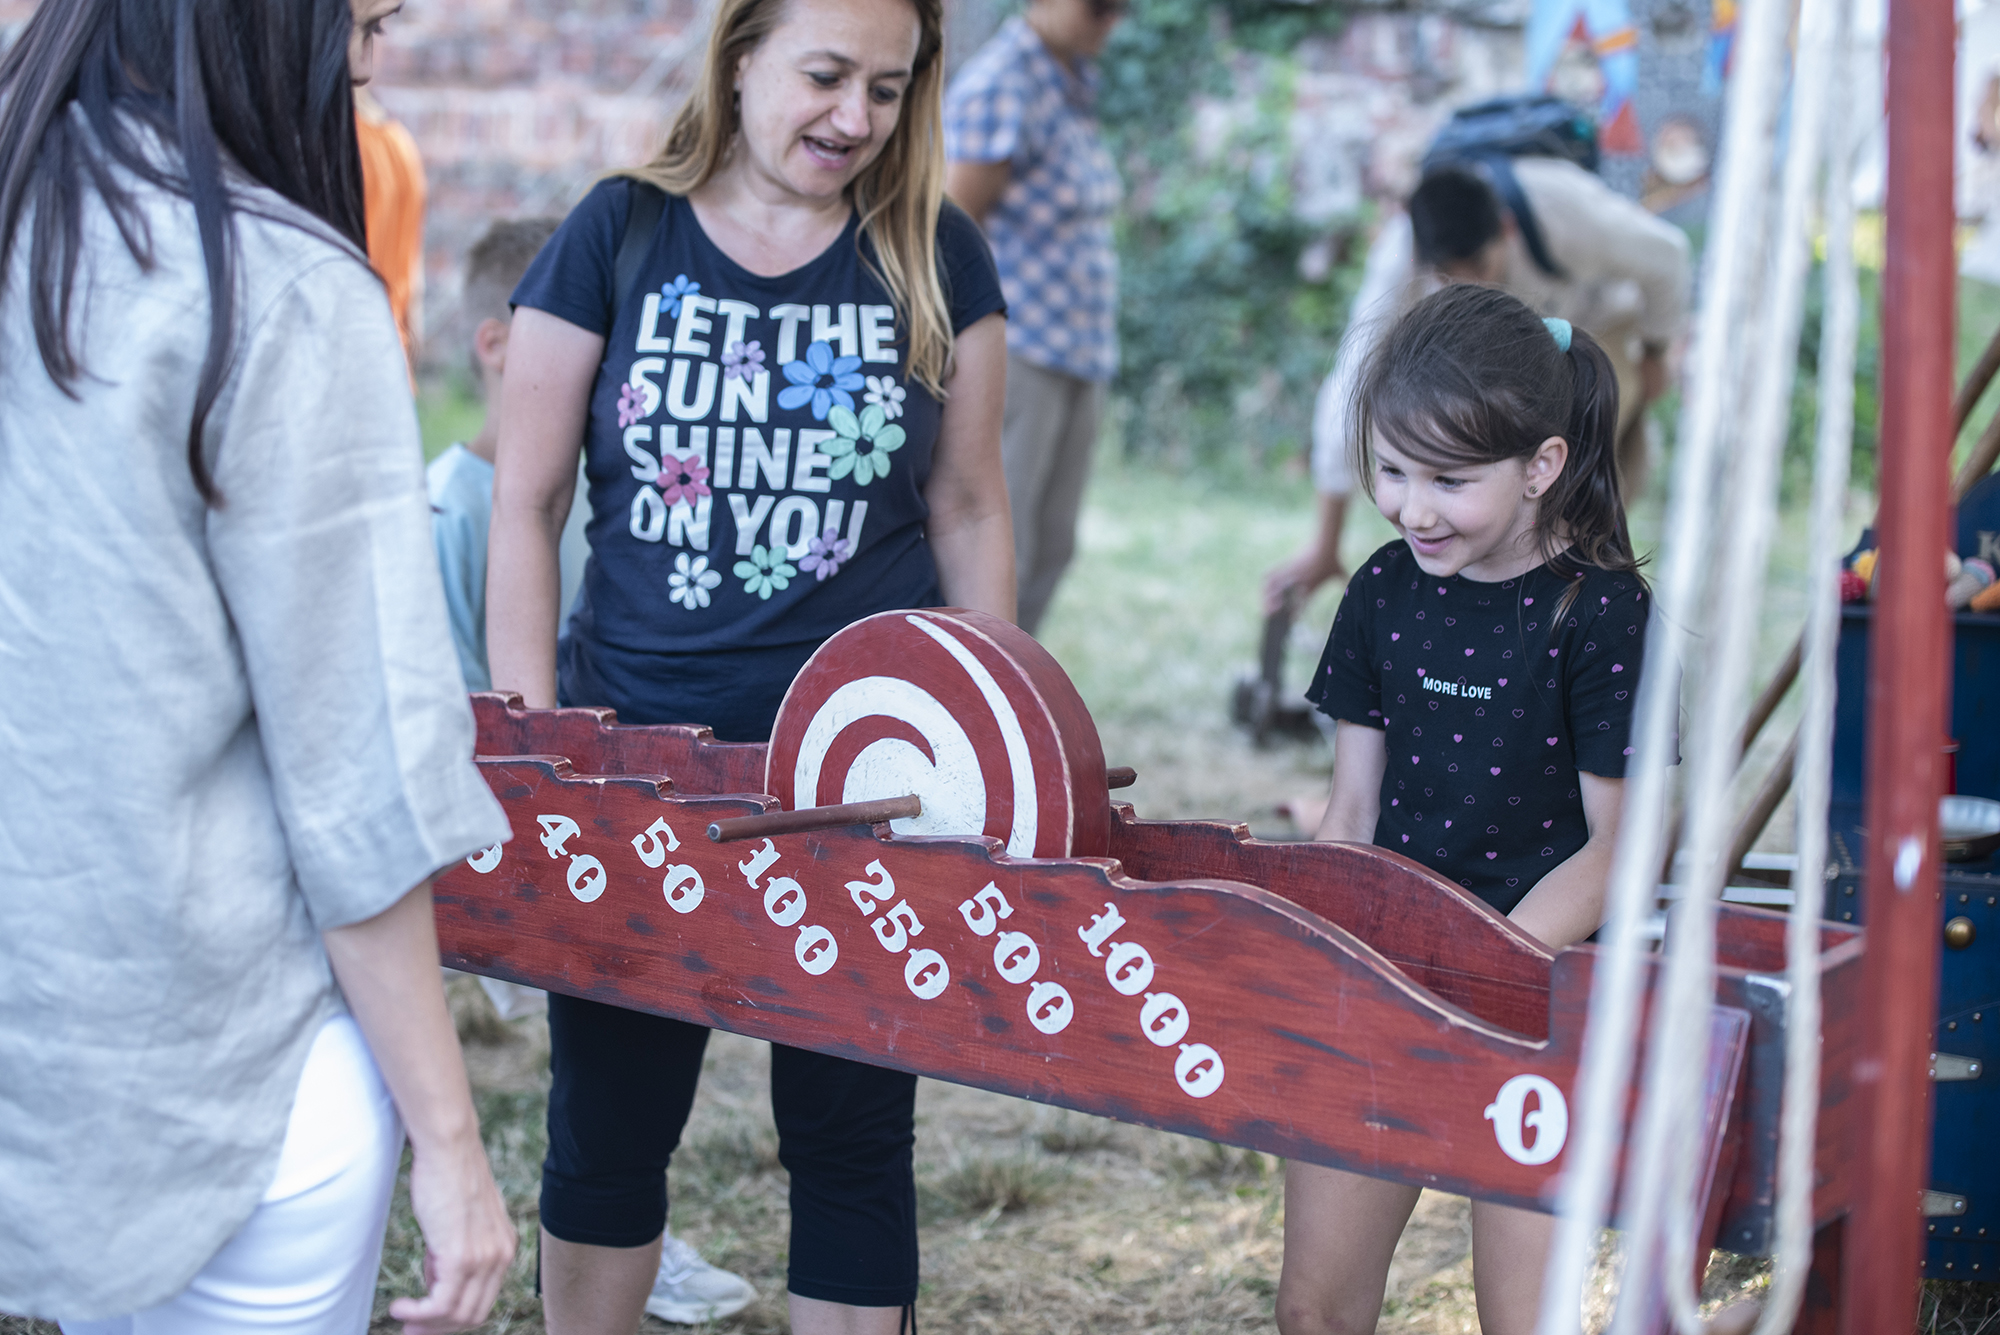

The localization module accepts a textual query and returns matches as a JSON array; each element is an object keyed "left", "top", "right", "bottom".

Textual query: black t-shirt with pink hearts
[{"left": 1307, "top": 540, "right": 1655, "bottom": 914}]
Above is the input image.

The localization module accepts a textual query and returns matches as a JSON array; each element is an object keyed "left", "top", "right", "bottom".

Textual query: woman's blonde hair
[{"left": 625, "top": 0, "right": 954, "bottom": 393}]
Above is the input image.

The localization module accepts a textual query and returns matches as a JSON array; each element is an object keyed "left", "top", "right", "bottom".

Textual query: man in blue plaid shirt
[{"left": 946, "top": 0, "right": 1126, "bottom": 633}]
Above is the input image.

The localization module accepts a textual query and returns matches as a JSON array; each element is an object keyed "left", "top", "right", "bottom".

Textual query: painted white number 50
[
  {"left": 631, "top": 817, "right": 680, "bottom": 868},
  {"left": 1483, "top": 1074, "right": 1568, "bottom": 1166}
]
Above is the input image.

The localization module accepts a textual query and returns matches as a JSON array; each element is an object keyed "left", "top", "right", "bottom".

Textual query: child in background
[
  {"left": 428, "top": 218, "right": 758, "bottom": 1326},
  {"left": 428, "top": 217, "right": 589, "bottom": 693},
  {"left": 1278, "top": 285, "right": 1660, "bottom": 1335}
]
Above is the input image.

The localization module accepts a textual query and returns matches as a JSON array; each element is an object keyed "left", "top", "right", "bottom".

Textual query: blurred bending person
[
  {"left": 1263, "top": 160, "right": 1691, "bottom": 611},
  {"left": 0, "top": 1, "right": 516, "bottom": 1332},
  {"left": 945, "top": 0, "right": 1126, "bottom": 634}
]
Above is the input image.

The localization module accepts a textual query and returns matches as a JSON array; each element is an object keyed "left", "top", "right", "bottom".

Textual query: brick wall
[
  {"left": 0, "top": 0, "right": 1713, "bottom": 374},
  {"left": 366, "top": 0, "right": 707, "bottom": 368}
]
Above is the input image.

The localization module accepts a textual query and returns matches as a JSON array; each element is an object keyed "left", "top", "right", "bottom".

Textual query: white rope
[
  {"left": 1533, "top": 0, "right": 1797, "bottom": 1325},
  {"left": 1650, "top": 0, "right": 1844, "bottom": 1323},
  {"left": 1624, "top": 0, "right": 1812, "bottom": 1316},
  {"left": 1751, "top": 1, "right": 1866, "bottom": 1327}
]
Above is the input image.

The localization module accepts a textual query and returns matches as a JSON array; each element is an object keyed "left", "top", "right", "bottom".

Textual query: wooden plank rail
[{"left": 437, "top": 754, "right": 1751, "bottom": 1215}]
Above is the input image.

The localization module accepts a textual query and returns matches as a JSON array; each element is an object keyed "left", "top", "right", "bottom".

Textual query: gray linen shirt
[{"left": 0, "top": 147, "right": 511, "bottom": 1319}]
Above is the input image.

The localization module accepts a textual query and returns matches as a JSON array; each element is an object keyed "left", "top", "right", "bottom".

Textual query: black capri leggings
[{"left": 540, "top": 993, "right": 920, "bottom": 1308}]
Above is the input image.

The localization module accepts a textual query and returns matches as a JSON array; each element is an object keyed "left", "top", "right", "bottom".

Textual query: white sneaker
[{"left": 645, "top": 1231, "right": 756, "bottom": 1324}]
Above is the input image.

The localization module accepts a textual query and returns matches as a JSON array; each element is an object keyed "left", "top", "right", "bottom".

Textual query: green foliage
[
  {"left": 1782, "top": 260, "right": 1882, "bottom": 500},
  {"left": 1096, "top": 0, "right": 1363, "bottom": 473}
]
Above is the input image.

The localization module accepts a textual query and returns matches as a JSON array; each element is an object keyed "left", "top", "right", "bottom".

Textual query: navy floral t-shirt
[
  {"left": 1307, "top": 540, "right": 1656, "bottom": 913},
  {"left": 512, "top": 180, "right": 1005, "bottom": 740}
]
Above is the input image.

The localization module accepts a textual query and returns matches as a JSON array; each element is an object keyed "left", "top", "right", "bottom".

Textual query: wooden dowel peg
[
  {"left": 1106, "top": 766, "right": 1137, "bottom": 790},
  {"left": 707, "top": 794, "right": 922, "bottom": 843}
]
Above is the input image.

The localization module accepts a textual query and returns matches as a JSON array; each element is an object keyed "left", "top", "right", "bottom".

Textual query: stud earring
[{"left": 1527, "top": 487, "right": 1540, "bottom": 497}]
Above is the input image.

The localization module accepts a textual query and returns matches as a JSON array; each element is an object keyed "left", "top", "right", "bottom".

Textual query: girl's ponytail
[{"left": 1541, "top": 327, "right": 1636, "bottom": 585}]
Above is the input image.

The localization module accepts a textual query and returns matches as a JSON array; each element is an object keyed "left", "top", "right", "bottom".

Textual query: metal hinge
[
  {"left": 1930, "top": 1052, "right": 1984, "bottom": 1081},
  {"left": 1923, "top": 1190, "right": 1970, "bottom": 1217}
]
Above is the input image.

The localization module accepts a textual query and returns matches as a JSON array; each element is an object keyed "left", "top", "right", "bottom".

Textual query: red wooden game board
[{"left": 435, "top": 609, "right": 1862, "bottom": 1249}]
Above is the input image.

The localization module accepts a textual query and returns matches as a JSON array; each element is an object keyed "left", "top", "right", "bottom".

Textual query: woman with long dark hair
[
  {"left": 0, "top": 2, "right": 516, "bottom": 1330},
  {"left": 485, "top": 0, "right": 1011, "bottom": 1326}
]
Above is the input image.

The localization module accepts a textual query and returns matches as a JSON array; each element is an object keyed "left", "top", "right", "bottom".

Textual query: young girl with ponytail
[{"left": 1278, "top": 284, "right": 1658, "bottom": 1335}]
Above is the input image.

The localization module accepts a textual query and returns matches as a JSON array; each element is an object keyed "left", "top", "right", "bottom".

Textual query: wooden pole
[
  {"left": 1842, "top": 0, "right": 1954, "bottom": 1325},
  {"left": 707, "top": 794, "right": 923, "bottom": 842}
]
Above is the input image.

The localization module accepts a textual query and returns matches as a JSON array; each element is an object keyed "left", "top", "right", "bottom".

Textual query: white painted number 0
[
  {"left": 662, "top": 865, "right": 705, "bottom": 914},
  {"left": 904, "top": 948, "right": 950, "bottom": 1000},
  {"left": 566, "top": 854, "right": 606, "bottom": 903},
  {"left": 1483, "top": 1075, "right": 1568, "bottom": 1166},
  {"left": 1026, "top": 980, "right": 1074, "bottom": 1035}
]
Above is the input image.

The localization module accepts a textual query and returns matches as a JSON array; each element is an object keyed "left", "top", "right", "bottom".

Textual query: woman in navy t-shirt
[{"left": 486, "top": 0, "right": 1011, "bottom": 1325}]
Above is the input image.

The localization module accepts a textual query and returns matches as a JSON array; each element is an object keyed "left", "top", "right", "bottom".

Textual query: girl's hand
[
  {"left": 1507, "top": 771, "right": 1624, "bottom": 949},
  {"left": 1315, "top": 721, "right": 1387, "bottom": 844},
  {"left": 391, "top": 1129, "right": 517, "bottom": 1333}
]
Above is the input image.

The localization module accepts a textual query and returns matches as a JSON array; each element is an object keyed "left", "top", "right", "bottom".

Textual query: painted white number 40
[{"left": 537, "top": 813, "right": 605, "bottom": 904}]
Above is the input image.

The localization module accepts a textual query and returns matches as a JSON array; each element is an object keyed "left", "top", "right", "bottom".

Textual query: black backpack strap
[
  {"left": 1475, "top": 153, "right": 1565, "bottom": 281},
  {"left": 612, "top": 180, "right": 667, "bottom": 324}
]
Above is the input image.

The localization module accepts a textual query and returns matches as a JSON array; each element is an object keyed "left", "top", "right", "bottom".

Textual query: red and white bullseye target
[{"left": 767, "top": 609, "right": 1110, "bottom": 858}]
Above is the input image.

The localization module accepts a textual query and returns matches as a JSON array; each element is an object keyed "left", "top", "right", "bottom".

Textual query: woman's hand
[
  {"left": 323, "top": 884, "right": 517, "bottom": 1333},
  {"left": 924, "top": 312, "right": 1017, "bottom": 622},
  {"left": 487, "top": 307, "right": 604, "bottom": 708},
  {"left": 393, "top": 1126, "right": 517, "bottom": 1333}
]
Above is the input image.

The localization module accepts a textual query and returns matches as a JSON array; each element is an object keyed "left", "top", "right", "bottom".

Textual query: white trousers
[{"left": 63, "top": 1016, "right": 404, "bottom": 1335}]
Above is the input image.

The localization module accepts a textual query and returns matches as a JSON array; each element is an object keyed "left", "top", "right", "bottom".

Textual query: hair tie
[{"left": 1543, "top": 317, "right": 1573, "bottom": 352}]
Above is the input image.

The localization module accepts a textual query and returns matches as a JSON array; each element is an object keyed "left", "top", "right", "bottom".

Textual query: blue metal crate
[{"left": 1826, "top": 601, "right": 2000, "bottom": 1278}]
